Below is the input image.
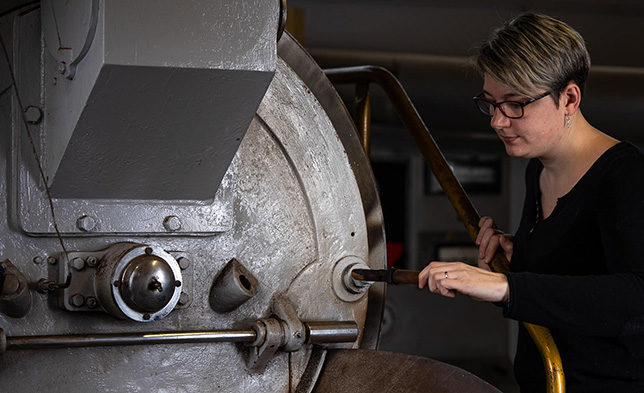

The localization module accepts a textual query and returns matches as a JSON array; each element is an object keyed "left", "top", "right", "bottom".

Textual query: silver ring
[{"left": 444, "top": 271, "right": 448, "bottom": 279}]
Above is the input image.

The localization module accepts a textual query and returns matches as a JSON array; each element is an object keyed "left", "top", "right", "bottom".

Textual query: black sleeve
[{"left": 503, "top": 150, "right": 644, "bottom": 338}]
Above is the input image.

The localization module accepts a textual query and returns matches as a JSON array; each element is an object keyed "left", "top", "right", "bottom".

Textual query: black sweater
[{"left": 504, "top": 141, "right": 644, "bottom": 393}]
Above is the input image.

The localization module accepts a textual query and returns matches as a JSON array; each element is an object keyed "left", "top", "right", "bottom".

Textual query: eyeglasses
[{"left": 473, "top": 91, "right": 551, "bottom": 119}]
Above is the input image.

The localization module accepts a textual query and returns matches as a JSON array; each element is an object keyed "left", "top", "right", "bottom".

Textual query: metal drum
[{"left": 0, "top": 3, "right": 499, "bottom": 392}]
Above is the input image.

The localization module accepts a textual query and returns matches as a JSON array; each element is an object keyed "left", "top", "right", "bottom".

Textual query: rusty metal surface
[{"left": 313, "top": 349, "right": 501, "bottom": 393}]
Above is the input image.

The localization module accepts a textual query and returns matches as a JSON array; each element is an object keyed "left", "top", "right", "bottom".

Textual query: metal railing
[{"left": 324, "top": 65, "right": 565, "bottom": 393}]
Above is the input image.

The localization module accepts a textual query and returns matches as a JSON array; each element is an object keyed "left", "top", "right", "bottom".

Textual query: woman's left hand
[{"left": 418, "top": 261, "right": 510, "bottom": 303}]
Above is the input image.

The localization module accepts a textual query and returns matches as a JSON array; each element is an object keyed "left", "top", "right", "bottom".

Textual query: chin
[{"left": 503, "top": 142, "right": 533, "bottom": 158}]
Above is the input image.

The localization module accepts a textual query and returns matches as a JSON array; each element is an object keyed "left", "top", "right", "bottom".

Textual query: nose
[{"left": 490, "top": 107, "right": 511, "bottom": 129}]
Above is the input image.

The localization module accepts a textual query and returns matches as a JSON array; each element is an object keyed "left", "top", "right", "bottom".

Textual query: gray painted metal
[
  {"left": 209, "top": 258, "right": 259, "bottom": 313},
  {"left": 15, "top": 0, "right": 278, "bottom": 235},
  {"left": 0, "top": 4, "right": 386, "bottom": 392}
]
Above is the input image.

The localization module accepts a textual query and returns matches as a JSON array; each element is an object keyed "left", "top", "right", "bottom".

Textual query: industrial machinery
[{"left": 0, "top": 1, "right": 508, "bottom": 391}]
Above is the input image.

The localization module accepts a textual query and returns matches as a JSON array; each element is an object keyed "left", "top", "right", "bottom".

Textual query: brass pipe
[
  {"left": 324, "top": 65, "right": 565, "bottom": 393},
  {"left": 354, "top": 83, "right": 371, "bottom": 156}
]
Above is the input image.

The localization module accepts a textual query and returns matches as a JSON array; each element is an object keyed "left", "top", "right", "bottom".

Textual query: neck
[{"left": 538, "top": 112, "right": 618, "bottom": 179}]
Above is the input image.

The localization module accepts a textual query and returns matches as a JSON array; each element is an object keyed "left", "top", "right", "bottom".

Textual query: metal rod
[
  {"left": 324, "top": 65, "right": 565, "bottom": 393},
  {"left": 307, "top": 321, "right": 358, "bottom": 344},
  {"left": 7, "top": 329, "right": 257, "bottom": 350},
  {"left": 354, "top": 83, "right": 371, "bottom": 156},
  {"left": 5, "top": 321, "right": 359, "bottom": 351}
]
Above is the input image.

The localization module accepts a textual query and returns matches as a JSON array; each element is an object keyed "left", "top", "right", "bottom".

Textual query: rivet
[
  {"left": 32, "top": 256, "right": 43, "bottom": 264},
  {"left": 57, "top": 61, "right": 67, "bottom": 74},
  {"left": 175, "top": 280, "right": 182, "bottom": 287},
  {"left": 142, "top": 313, "right": 151, "bottom": 320},
  {"left": 145, "top": 247, "right": 153, "bottom": 255},
  {"left": 24, "top": 106, "right": 43, "bottom": 124},
  {"left": 47, "top": 256, "right": 58, "bottom": 265}
]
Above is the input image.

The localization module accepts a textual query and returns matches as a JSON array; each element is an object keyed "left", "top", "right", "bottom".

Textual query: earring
[{"left": 566, "top": 114, "right": 571, "bottom": 128}]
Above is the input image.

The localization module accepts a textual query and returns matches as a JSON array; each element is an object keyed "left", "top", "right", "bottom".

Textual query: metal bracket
[
  {"left": 271, "top": 292, "right": 306, "bottom": 352},
  {"left": 246, "top": 292, "right": 307, "bottom": 371}
]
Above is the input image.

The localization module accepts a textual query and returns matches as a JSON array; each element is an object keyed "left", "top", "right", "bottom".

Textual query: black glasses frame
[{"left": 473, "top": 91, "right": 551, "bottom": 119}]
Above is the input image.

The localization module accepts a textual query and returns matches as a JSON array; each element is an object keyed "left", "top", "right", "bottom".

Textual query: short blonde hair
[{"left": 476, "top": 13, "right": 590, "bottom": 102}]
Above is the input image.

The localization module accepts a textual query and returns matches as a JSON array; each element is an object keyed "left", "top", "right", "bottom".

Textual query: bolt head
[
  {"left": 32, "top": 256, "right": 43, "bottom": 264},
  {"left": 178, "top": 292, "right": 190, "bottom": 306},
  {"left": 47, "top": 256, "right": 58, "bottom": 265},
  {"left": 76, "top": 215, "right": 97, "bottom": 232},
  {"left": 24, "top": 106, "right": 43, "bottom": 124},
  {"left": 163, "top": 215, "right": 182, "bottom": 232},
  {"left": 178, "top": 257, "right": 191, "bottom": 270},
  {"left": 57, "top": 62, "right": 67, "bottom": 74},
  {"left": 70, "top": 294, "right": 85, "bottom": 307},
  {"left": 71, "top": 257, "right": 85, "bottom": 271}
]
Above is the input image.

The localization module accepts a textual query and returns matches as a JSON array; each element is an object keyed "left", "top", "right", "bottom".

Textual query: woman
[{"left": 418, "top": 13, "right": 644, "bottom": 392}]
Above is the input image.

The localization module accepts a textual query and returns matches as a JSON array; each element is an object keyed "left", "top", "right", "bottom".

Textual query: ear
[{"left": 560, "top": 83, "right": 581, "bottom": 115}]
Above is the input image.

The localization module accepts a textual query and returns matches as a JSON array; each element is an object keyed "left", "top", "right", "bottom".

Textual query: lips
[{"left": 499, "top": 135, "right": 519, "bottom": 143}]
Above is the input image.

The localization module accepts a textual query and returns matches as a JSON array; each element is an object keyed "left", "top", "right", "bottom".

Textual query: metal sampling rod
[{"left": 3, "top": 321, "right": 358, "bottom": 351}]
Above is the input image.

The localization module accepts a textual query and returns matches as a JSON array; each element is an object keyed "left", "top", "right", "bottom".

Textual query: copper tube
[{"left": 325, "top": 65, "right": 565, "bottom": 393}]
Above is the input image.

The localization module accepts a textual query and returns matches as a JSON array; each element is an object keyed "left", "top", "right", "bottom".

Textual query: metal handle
[{"left": 325, "top": 65, "right": 565, "bottom": 393}]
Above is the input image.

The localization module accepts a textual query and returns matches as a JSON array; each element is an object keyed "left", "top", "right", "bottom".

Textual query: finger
[
  {"left": 485, "top": 235, "right": 501, "bottom": 263},
  {"left": 499, "top": 235, "right": 514, "bottom": 261},
  {"left": 476, "top": 217, "right": 494, "bottom": 244},
  {"left": 418, "top": 266, "right": 431, "bottom": 288},
  {"left": 478, "top": 228, "right": 497, "bottom": 259}
]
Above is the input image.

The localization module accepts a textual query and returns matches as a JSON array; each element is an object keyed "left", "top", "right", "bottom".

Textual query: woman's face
[{"left": 482, "top": 75, "right": 566, "bottom": 158}]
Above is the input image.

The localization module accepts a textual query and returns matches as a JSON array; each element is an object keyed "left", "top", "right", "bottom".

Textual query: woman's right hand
[{"left": 475, "top": 216, "right": 513, "bottom": 271}]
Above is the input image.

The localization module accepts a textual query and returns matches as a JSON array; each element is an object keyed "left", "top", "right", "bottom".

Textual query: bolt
[
  {"left": 113, "top": 280, "right": 121, "bottom": 288},
  {"left": 142, "top": 313, "right": 151, "bottom": 320},
  {"left": 163, "top": 215, "right": 182, "bottom": 232},
  {"left": 57, "top": 61, "right": 67, "bottom": 74},
  {"left": 178, "top": 292, "right": 190, "bottom": 306},
  {"left": 178, "top": 257, "right": 191, "bottom": 270},
  {"left": 70, "top": 294, "right": 85, "bottom": 307},
  {"left": 145, "top": 247, "right": 153, "bottom": 255},
  {"left": 76, "top": 215, "right": 97, "bottom": 232},
  {"left": 24, "top": 106, "right": 43, "bottom": 124},
  {"left": 32, "top": 256, "right": 43, "bottom": 264},
  {"left": 175, "top": 280, "right": 182, "bottom": 287},
  {"left": 47, "top": 256, "right": 58, "bottom": 265},
  {"left": 86, "top": 297, "right": 98, "bottom": 309},
  {"left": 86, "top": 256, "right": 98, "bottom": 267},
  {"left": 71, "top": 257, "right": 85, "bottom": 271}
]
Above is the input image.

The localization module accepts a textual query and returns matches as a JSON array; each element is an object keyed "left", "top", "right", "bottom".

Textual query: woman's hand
[
  {"left": 476, "top": 216, "right": 514, "bottom": 271},
  {"left": 418, "top": 261, "right": 510, "bottom": 303}
]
